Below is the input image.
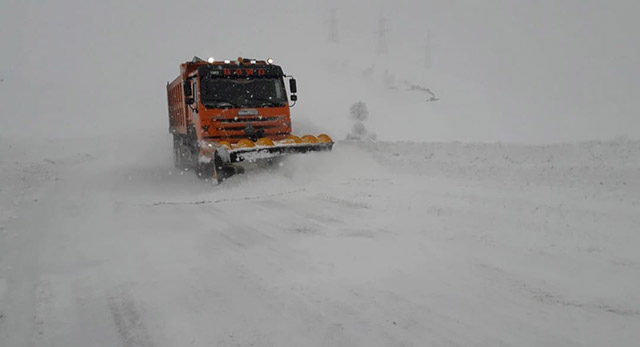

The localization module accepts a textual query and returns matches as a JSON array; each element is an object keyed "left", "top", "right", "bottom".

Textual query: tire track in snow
[
  {"left": 476, "top": 263, "right": 640, "bottom": 318},
  {"left": 107, "top": 291, "right": 154, "bottom": 347},
  {"left": 316, "top": 194, "right": 371, "bottom": 209},
  {"left": 145, "top": 188, "right": 306, "bottom": 206}
]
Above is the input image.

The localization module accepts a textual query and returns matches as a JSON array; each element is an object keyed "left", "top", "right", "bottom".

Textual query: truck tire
[
  {"left": 186, "top": 125, "right": 200, "bottom": 169},
  {"left": 195, "top": 162, "right": 215, "bottom": 179},
  {"left": 196, "top": 153, "right": 230, "bottom": 183},
  {"left": 195, "top": 153, "right": 237, "bottom": 183},
  {"left": 173, "top": 135, "right": 186, "bottom": 170}
]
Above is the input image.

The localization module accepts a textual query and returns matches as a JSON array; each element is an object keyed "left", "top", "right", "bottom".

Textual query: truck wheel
[
  {"left": 195, "top": 153, "right": 238, "bottom": 183},
  {"left": 173, "top": 135, "right": 186, "bottom": 170},
  {"left": 198, "top": 154, "right": 225, "bottom": 183},
  {"left": 195, "top": 162, "right": 215, "bottom": 179},
  {"left": 186, "top": 124, "right": 200, "bottom": 169},
  {"left": 214, "top": 154, "right": 243, "bottom": 183}
]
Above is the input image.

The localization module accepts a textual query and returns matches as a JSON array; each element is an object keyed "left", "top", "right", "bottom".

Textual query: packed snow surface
[{"left": 1, "top": 135, "right": 639, "bottom": 346}]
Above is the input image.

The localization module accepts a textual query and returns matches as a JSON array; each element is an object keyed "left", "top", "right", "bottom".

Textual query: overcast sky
[{"left": 1, "top": 0, "right": 638, "bottom": 143}]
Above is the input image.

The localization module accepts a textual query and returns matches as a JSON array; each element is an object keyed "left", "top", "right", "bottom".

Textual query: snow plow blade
[
  {"left": 197, "top": 134, "right": 334, "bottom": 182},
  {"left": 223, "top": 142, "right": 333, "bottom": 163},
  {"left": 214, "top": 134, "right": 333, "bottom": 164}
]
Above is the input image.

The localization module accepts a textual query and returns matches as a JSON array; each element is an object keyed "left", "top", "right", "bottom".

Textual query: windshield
[{"left": 201, "top": 77, "right": 287, "bottom": 108}]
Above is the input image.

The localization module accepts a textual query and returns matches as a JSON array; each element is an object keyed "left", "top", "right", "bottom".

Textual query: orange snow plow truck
[{"left": 167, "top": 56, "right": 333, "bottom": 182}]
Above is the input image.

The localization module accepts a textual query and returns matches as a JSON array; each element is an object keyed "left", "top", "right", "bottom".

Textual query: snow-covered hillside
[{"left": 1, "top": 135, "right": 639, "bottom": 346}]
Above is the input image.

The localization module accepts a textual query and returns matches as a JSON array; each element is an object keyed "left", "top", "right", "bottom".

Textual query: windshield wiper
[
  {"left": 250, "top": 98, "right": 284, "bottom": 107},
  {"left": 204, "top": 99, "right": 240, "bottom": 108}
]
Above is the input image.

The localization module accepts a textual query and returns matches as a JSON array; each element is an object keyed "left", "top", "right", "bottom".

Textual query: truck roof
[{"left": 180, "top": 57, "right": 284, "bottom": 79}]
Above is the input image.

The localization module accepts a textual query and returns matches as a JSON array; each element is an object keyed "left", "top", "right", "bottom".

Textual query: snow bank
[{"left": 1, "top": 135, "right": 639, "bottom": 346}]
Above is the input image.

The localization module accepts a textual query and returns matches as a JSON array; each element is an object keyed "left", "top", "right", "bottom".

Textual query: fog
[
  {"left": 1, "top": 0, "right": 639, "bottom": 143},
  {"left": 3, "top": 2, "right": 640, "bottom": 345}
]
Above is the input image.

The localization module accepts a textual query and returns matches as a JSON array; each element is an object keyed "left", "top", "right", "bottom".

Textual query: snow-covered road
[{"left": 1, "top": 136, "right": 639, "bottom": 346}]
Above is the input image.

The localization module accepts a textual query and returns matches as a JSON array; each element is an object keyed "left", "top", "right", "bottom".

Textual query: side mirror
[
  {"left": 290, "top": 94, "right": 298, "bottom": 102},
  {"left": 183, "top": 81, "right": 192, "bottom": 97},
  {"left": 289, "top": 78, "right": 297, "bottom": 94},
  {"left": 186, "top": 97, "right": 194, "bottom": 105}
]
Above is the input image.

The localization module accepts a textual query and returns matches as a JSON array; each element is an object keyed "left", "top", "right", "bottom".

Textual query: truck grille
[{"left": 206, "top": 115, "right": 289, "bottom": 140}]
